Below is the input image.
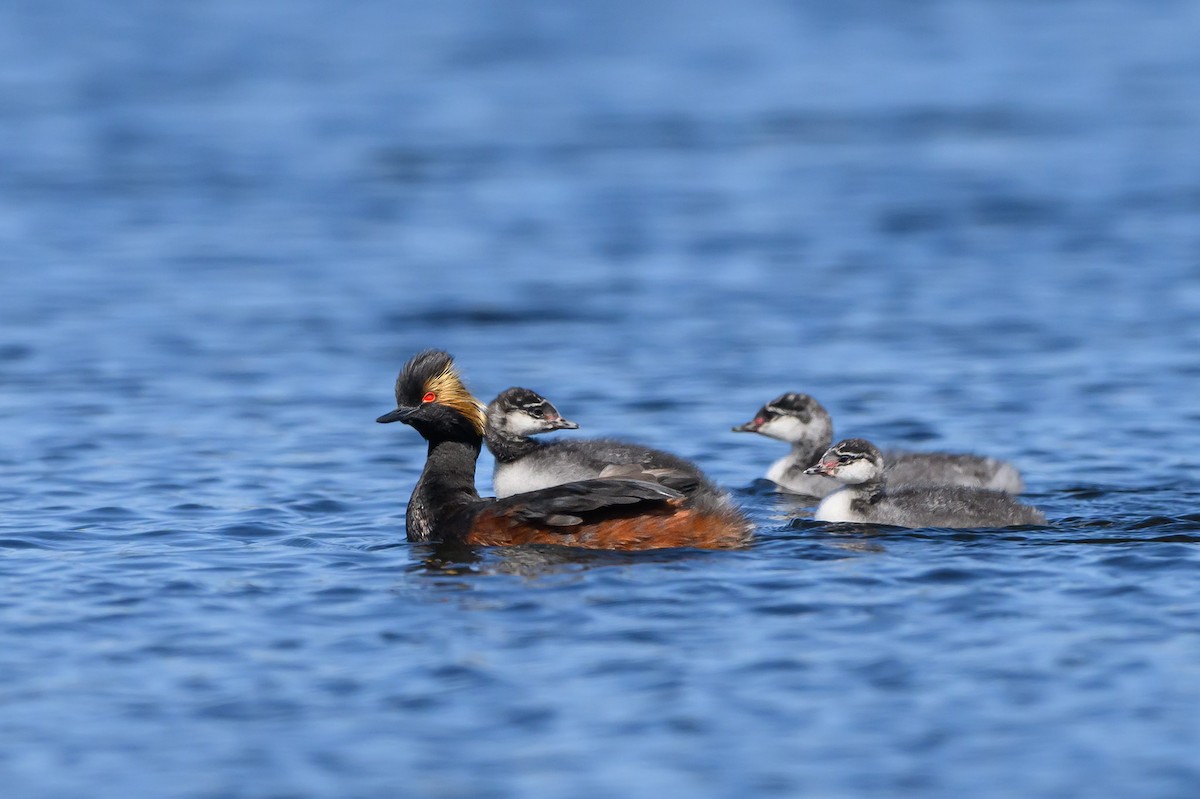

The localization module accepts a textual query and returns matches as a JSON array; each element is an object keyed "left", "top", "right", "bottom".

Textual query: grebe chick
[
  {"left": 378, "top": 351, "right": 751, "bottom": 550},
  {"left": 485, "top": 386, "right": 718, "bottom": 499},
  {"left": 732, "top": 393, "right": 1024, "bottom": 496},
  {"left": 731, "top": 393, "right": 839, "bottom": 496},
  {"left": 805, "top": 439, "right": 1045, "bottom": 528}
]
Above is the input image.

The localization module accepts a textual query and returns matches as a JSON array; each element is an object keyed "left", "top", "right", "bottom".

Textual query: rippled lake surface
[{"left": 3, "top": 1, "right": 1200, "bottom": 797}]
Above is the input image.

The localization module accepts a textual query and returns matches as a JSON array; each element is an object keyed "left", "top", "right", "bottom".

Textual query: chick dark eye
[
  {"left": 530, "top": 409, "right": 544, "bottom": 418},
  {"left": 837, "top": 455, "right": 852, "bottom": 463}
]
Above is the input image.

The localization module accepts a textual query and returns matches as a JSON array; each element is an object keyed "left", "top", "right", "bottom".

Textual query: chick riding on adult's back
[{"left": 485, "top": 386, "right": 722, "bottom": 499}]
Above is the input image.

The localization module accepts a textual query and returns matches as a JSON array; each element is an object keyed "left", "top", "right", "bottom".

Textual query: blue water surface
[{"left": 2, "top": 1, "right": 1200, "bottom": 797}]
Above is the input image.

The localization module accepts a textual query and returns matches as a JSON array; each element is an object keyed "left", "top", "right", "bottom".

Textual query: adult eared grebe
[
  {"left": 378, "top": 351, "right": 752, "bottom": 550},
  {"left": 805, "top": 438, "right": 1045, "bottom": 528},
  {"left": 733, "top": 393, "right": 1024, "bottom": 496}
]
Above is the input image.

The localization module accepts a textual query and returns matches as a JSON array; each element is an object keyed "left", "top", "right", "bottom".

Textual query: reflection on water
[{"left": 408, "top": 540, "right": 729, "bottom": 580}]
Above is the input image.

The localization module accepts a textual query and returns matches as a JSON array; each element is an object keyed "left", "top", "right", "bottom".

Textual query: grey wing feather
[
  {"left": 505, "top": 478, "right": 684, "bottom": 527},
  {"left": 598, "top": 464, "right": 701, "bottom": 494}
]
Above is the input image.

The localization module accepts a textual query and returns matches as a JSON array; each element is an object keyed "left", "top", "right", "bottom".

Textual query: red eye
[
  {"left": 422, "top": 392, "right": 437, "bottom": 403},
  {"left": 754, "top": 417, "right": 765, "bottom": 426}
]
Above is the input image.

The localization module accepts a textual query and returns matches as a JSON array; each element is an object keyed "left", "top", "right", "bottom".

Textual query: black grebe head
[
  {"left": 376, "top": 349, "right": 486, "bottom": 441},
  {"left": 486, "top": 387, "right": 579, "bottom": 438},
  {"left": 805, "top": 438, "right": 883, "bottom": 484},
  {"left": 732, "top": 392, "right": 833, "bottom": 444}
]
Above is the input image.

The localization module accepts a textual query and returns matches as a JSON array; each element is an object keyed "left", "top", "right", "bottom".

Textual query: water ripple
[{"left": 3, "top": 1, "right": 1200, "bottom": 797}]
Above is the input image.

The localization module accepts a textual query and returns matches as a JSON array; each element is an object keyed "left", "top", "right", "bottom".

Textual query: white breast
[
  {"left": 493, "top": 461, "right": 563, "bottom": 498},
  {"left": 493, "top": 457, "right": 604, "bottom": 498},
  {"left": 813, "top": 488, "right": 866, "bottom": 523},
  {"left": 767, "top": 456, "right": 838, "bottom": 497}
]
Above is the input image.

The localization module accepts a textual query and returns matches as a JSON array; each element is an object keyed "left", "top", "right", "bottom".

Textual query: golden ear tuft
[{"left": 425, "top": 361, "right": 486, "bottom": 435}]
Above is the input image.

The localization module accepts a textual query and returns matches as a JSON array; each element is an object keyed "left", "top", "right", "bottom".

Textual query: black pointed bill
[{"left": 376, "top": 406, "right": 415, "bottom": 424}]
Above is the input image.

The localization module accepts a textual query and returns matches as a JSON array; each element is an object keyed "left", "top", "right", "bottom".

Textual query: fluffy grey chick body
[
  {"left": 807, "top": 438, "right": 1045, "bottom": 528},
  {"left": 485, "top": 388, "right": 725, "bottom": 507}
]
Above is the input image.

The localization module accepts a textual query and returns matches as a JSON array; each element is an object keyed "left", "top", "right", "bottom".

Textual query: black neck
[
  {"left": 485, "top": 430, "right": 540, "bottom": 464},
  {"left": 407, "top": 436, "right": 483, "bottom": 542}
]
